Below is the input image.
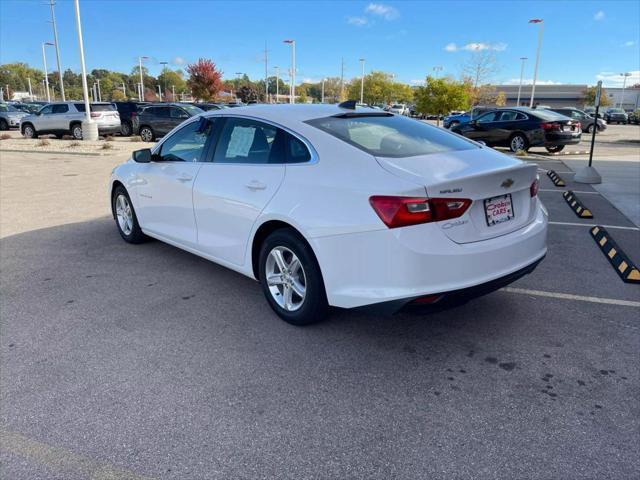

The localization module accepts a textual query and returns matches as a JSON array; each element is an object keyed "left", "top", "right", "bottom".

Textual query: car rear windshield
[
  {"left": 0, "top": 104, "right": 19, "bottom": 112},
  {"left": 74, "top": 103, "right": 116, "bottom": 112},
  {"left": 180, "top": 105, "right": 204, "bottom": 116},
  {"left": 306, "top": 114, "right": 477, "bottom": 157},
  {"left": 531, "top": 109, "right": 569, "bottom": 121}
]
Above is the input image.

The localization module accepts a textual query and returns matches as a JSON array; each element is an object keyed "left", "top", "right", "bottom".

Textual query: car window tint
[
  {"left": 286, "top": 133, "right": 311, "bottom": 163},
  {"left": 52, "top": 104, "right": 69, "bottom": 114},
  {"left": 214, "top": 118, "right": 278, "bottom": 164},
  {"left": 159, "top": 119, "right": 213, "bottom": 162},
  {"left": 477, "top": 112, "right": 500, "bottom": 123},
  {"left": 306, "top": 114, "right": 476, "bottom": 158},
  {"left": 91, "top": 104, "right": 116, "bottom": 112},
  {"left": 40, "top": 105, "right": 54, "bottom": 115},
  {"left": 170, "top": 107, "right": 189, "bottom": 119},
  {"left": 515, "top": 112, "right": 528, "bottom": 120},
  {"left": 498, "top": 111, "right": 518, "bottom": 121}
]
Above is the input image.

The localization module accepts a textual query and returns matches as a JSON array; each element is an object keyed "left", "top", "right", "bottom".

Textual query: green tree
[
  {"left": 495, "top": 91, "right": 507, "bottom": 106},
  {"left": 346, "top": 71, "right": 413, "bottom": 105},
  {"left": 582, "top": 86, "right": 611, "bottom": 107},
  {"left": 0, "top": 63, "right": 44, "bottom": 98},
  {"left": 237, "top": 83, "right": 259, "bottom": 103},
  {"left": 158, "top": 69, "right": 186, "bottom": 101},
  {"left": 414, "top": 76, "right": 470, "bottom": 125}
]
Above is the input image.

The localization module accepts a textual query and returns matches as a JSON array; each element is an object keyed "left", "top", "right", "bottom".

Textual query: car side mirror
[{"left": 133, "top": 148, "right": 152, "bottom": 163}]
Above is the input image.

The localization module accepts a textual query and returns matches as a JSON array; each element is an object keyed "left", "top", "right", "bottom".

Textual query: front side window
[
  {"left": 170, "top": 107, "right": 190, "bottom": 119},
  {"left": 214, "top": 117, "right": 279, "bottom": 164},
  {"left": 159, "top": 118, "right": 213, "bottom": 162},
  {"left": 52, "top": 104, "right": 69, "bottom": 114},
  {"left": 39, "top": 105, "right": 53, "bottom": 115},
  {"left": 306, "top": 114, "right": 476, "bottom": 157},
  {"left": 476, "top": 112, "right": 500, "bottom": 123}
]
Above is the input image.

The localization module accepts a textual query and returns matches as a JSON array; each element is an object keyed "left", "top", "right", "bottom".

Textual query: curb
[
  {"left": 563, "top": 191, "right": 593, "bottom": 218},
  {"left": 546, "top": 170, "right": 566, "bottom": 187},
  {"left": 590, "top": 226, "right": 640, "bottom": 284}
]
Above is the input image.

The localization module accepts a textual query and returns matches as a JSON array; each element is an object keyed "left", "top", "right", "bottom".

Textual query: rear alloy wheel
[
  {"left": 449, "top": 121, "right": 459, "bottom": 129},
  {"left": 259, "top": 229, "right": 329, "bottom": 325},
  {"left": 586, "top": 124, "right": 595, "bottom": 134},
  {"left": 140, "top": 126, "right": 154, "bottom": 142},
  {"left": 71, "top": 124, "right": 83, "bottom": 140},
  {"left": 22, "top": 124, "right": 37, "bottom": 138},
  {"left": 120, "top": 122, "right": 132, "bottom": 137},
  {"left": 546, "top": 145, "right": 565, "bottom": 153},
  {"left": 509, "top": 133, "right": 529, "bottom": 153}
]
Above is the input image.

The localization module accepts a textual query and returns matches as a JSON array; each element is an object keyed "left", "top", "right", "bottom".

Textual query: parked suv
[
  {"left": 548, "top": 107, "right": 606, "bottom": 134},
  {"left": 132, "top": 103, "right": 204, "bottom": 141},
  {"left": 20, "top": 102, "right": 121, "bottom": 139},
  {"left": 603, "top": 108, "right": 628, "bottom": 124},
  {"left": 388, "top": 104, "right": 409, "bottom": 115},
  {"left": 113, "top": 101, "right": 148, "bottom": 136},
  {"left": 0, "top": 103, "right": 29, "bottom": 130}
]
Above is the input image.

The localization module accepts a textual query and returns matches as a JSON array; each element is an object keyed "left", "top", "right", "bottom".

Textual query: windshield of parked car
[
  {"left": 0, "top": 104, "right": 19, "bottom": 112},
  {"left": 180, "top": 105, "right": 204, "bottom": 116},
  {"left": 306, "top": 114, "right": 477, "bottom": 157}
]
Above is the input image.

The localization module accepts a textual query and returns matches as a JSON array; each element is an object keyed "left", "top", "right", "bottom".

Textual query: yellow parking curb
[
  {"left": 590, "top": 226, "right": 640, "bottom": 284},
  {"left": 546, "top": 170, "right": 566, "bottom": 187},
  {"left": 562, "top": 191, "right": 593, "bottom": 218}
]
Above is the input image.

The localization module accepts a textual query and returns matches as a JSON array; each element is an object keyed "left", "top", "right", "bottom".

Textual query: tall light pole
[
  {"left": 138, "top": 56, "right": 148, "bottom": 101},
  {"left": 159, "top": 61, "right": 168, "bottom": 99},
  {"left": 619, "top": 72, "right": 632, "bottom": 108},
  {"left": 96, "top": 78, "right": 101, "bottom": 102},
  {"left": 42, "top": 42, "right": 54, "bottom": 102},
  {"left": 27, "top": 77, "right": 33, "bottom": 99},
  {"left": 321, "top": 77, "right": 325, "bottom": 103},
  {"left": 264, "top": 41, "right": 269, "bottom": 103},
  {"left": 359, "top": 58, "right": 365, "bottom": 104},
  {"left": 121, "top": 81, "right": 126, "bottom": 97},
  {"left": 274, "top": 66, "right": 280, "bottom": 103},
  {"left": 73, "top": 0, "right": 97, "bottom": 140},
  {"left": 433, "top": 66, "right": 443, "bottom": 78},
  {"left": 340, "top": 57, "right": 345, "bottom": 101},
  {"left": 172, "top": 85, "right": 175, "bottom": 101},
  {"left": 48, "top": 0, "right": 65, "bottom": 100},
  {"left": 516, "top": 57, "right": 528, "bottom": 106},
  {"left": 528, "top": 18, "right": 544, "bottom": 108},
  {"left": 283, "top": 39, "right": 295, "bottom": 103}
]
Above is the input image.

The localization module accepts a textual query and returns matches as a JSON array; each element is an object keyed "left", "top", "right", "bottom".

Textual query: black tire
[
  {"left": 546, "top": 145, "right": 565, "bottom": 153},
  {"left": 111, "top": 185, "right": 148, "bottom": 244},
  {"left": 586, "top": 124, "right": 595, "bottom": 134},
  {"left": 71, "top": 123, "right": 83, "bottom": 140},
  {"left": 139, "top": 126, "right": 154, "bottom": 142},
  {"left": 22, "top": 123, "right": 37, "bottom": 138},
  {"left": 258, "top": 229, "right": 329, "bottom": 326},
  {"left": 0, "top": 119, "right": 8, "bottom": 131},
  {"left": 509, "top": 133, "right": 529, "bottom": 153},
  {"left": 120, "top": 121, "right": 133, "bottom": 137},
  {"left": 55, "top": 133, "right": 64, "bottom": 139}
]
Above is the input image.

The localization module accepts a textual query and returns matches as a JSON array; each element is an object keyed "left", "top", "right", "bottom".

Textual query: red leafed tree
[{"left": 186, "top": 58, "right": 224, "bottom": 101}]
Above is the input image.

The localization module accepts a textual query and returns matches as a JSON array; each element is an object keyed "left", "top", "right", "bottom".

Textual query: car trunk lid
[{"left": 375, "top": 148, "right": 538, "bottom": 244}]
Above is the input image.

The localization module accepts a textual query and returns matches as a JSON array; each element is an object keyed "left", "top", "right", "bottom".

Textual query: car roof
[{"left": 201, "top": 103, "right": 379, "bottom": 123}]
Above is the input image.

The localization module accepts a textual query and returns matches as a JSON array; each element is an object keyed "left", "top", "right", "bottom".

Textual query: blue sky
[{"left": 1, "top": 0, "right": 638, "bottom": 87}]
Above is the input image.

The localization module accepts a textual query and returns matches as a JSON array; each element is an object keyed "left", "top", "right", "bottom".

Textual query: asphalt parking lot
[{"left": 1, "top": 131, "right": 639, "bottom": 478}]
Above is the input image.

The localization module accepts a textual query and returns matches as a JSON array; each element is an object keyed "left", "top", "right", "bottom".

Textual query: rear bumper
[
  {"left": 98, "top": 125, "right": 121, "bottom": 135},
  {"left": 311, "top": 203, "right": 548, "bottom": 309},
  {"left": 543, "top": 132, "right": 581, "bottom": 146}
]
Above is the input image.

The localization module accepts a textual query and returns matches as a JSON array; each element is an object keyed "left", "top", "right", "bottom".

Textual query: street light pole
[
  {"left": 73, "top": 0, "right": 97, "bottom": 140},
  {"left": 274, "top": 66, "right": 279, "bottom": 103},
  {"left": 433, "top": 66, "right": 443, "bottom": 78},
  {"left": 359, "top": 58, "right": 365, "bottom": 104},
  {"left": 96, "top": 78, "right": 101, "bottom": 102},
  {"left": 516, "top": 57, "right": 528, "bottom": 106},
  {"left": 619, "top": 72, "right": 631, "bottom": 108},
  {"left": 159, "top": 61, "right": 168, "bottom": 100},
  {"left": 42, "top": 42, "right": 53, "bottom": 102},
  {"left": 49, "top": 0, "right": 65, "bottom": 100},
  {"left": 172, "top": 85, "right": 175, "bottom": 100},
  {"left": 138, "top": 56, "right": 148, "bottom": 101},
  {"left": 283, "top": 40, "right": 295, "bottom": 103},
  {"left": 528, "top": 18, "right": 544, "bottom": 108},
  {"left": 321, "top": 78, "right": 325, "bottom": 103},
  {"left": 27, "top": 77, "right": 33, "bottom": 99},
  {"left": 157, "top": 85, "right": 162, "bottom": 101}
]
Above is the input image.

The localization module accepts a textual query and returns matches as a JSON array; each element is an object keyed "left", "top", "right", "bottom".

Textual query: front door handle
[
  {"left": 176, "top": 175, "right": 193, "bottom": 182},
  {"left": 245, "top": 180, "right": 267, "bottom": 191}
]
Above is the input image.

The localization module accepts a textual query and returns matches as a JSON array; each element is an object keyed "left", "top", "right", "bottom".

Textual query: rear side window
[
  {"left": 287, "top": 134, "right": 311, "bottom": 163},
  {"left": 75, "top": 103, "right": 115, "bottom": 112},
  {"left": 307, "top": 114, "right": 475, "bottom": 157},
  {"left": 52, "top": 104, "right": 69, "bottom": 114}
]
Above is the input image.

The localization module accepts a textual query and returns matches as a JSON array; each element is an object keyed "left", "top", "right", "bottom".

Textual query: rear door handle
[{"left": 245, "top": 180, "right": 267, "bottom": 191}]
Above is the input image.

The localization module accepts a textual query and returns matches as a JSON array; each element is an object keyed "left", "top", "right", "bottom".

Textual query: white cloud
[
  {"left": 365, "top": 3, "right": 399, "bottom": 20},
  {"left": 504, "top": 79, "right": 562, "bottom": 86},
  {"left": 444, "top": 43, "right": 458, "bottom": 52},
  {"left": 410, "top": 79, "right": 425, "bottom": 86},
  {"left": 171, "top": 56, "right": 185, "bottom": 66},
  {"left": 462, "top": 42, "right": 508, "bottom": 51},
  {"left": 596, "top": 70, "right": 640, "bottom": 86},
  {"left": 347, "top": 16, "right": 368, "bottom": 26},
  {"left": 622, "top": 41, "right": 636, "bottom": 47},
  {"left": 594, "top": 10, "right": 605, "bottom": 21}
]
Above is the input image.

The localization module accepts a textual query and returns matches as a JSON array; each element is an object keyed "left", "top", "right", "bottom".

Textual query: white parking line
[
  {"left": 548, "top": 221, "right": 640, "bottom": 231},
  {"left": 539, "top": 189, "right": 600, "bottom": 194},
  {"left": 501, "top": 287, "right": 640, "bottom": 308}
]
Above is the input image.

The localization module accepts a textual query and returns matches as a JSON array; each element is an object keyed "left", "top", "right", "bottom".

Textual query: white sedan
[{"left": 110, "top": 102, "right": 547, "bottom": 325}]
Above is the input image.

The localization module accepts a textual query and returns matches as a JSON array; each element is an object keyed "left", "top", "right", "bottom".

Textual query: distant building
[{"left": 493, "top": 84, "right": 640, "bottom": 110}]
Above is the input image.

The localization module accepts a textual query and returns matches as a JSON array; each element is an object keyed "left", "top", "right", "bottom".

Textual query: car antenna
[{"left": 338, "top": 99, "right": 357, "bottom": 110}]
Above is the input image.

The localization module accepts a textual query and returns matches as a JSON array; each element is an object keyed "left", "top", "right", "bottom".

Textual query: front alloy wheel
[
  {"left": 112, "top": 186, "right": 147, "bottom": 244},
  {"left": 23, "top": 124, "right": 36, "bottom": 138}
]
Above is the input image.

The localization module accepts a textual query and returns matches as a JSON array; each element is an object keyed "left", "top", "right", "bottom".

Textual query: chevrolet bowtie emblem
[{"left": 501, "top": 178, "right": 514, "bottom": 188}]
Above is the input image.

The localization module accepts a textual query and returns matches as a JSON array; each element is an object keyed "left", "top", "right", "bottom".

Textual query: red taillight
[
  {"left": 530, "top": 178, "right": 539, "bottom": 197},
  {"left": 369, "top": 196, "right": 472, "bottom": 229},
  {"left": 575, "top": 122, "right": 581, "bottom": 130},
  {"left": 541, "top": 122, "right": 560, "bottom": 131},
  {"left": 90, "top": 112, "right": 101, "bottom": 118}
]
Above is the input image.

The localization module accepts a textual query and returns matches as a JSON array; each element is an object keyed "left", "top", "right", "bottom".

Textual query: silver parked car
[
  {"left": 0, "top": 103, "right": 29, "bottom": 130},
  {"left": 20, "top": 102, "right": 121, "bottom": 139}
]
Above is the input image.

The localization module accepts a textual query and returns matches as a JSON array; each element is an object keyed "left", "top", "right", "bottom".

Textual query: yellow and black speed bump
[
  {"left": 562, "top": 191, "right": 593, "bottom": 218},
  {"left": 546, "top": 170, "right": 566, "bottom": 187},
  {"left": 590, "top": 226, "right": 640, "bottom": 284}
]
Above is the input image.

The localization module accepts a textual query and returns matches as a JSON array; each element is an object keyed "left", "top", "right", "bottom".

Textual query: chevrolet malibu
[{"left": 109, "top": 103, "right": 548, "bottom": 325}]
